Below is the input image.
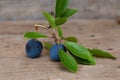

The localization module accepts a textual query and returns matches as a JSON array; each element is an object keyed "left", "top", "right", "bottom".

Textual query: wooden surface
[
  {"left": 0, "top": 20, "right": 120, "bottom": 80},
  {"left": 0, "top": 0, "right": 120, "bottom": 20}
]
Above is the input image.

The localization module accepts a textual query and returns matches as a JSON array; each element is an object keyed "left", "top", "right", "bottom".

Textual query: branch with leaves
[{"left": 24, "top": 0, "right": 116, "bottom": 73}]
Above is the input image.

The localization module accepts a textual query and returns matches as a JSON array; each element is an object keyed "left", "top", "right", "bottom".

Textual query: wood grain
[
  {"left": 0, "top": 20, "right": 120, "bottom": 80},
  {"left": 0, "top": 0, "right": 120, "bottom": 20}
]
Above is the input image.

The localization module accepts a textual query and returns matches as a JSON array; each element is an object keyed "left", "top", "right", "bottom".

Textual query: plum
[
  {"left": 50, "top": 44, "right": 66, "bottom": 61},
  {"left": 25, "top": 39, "right": 43, "bottom": 58}
]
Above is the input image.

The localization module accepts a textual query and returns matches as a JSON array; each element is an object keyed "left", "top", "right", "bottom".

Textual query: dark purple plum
[
  {"left": 50, "top": 44, "right": 66, "bottom": 61},
  {"left": 25, "top": 39, "right": 43, "bottom": 58}
]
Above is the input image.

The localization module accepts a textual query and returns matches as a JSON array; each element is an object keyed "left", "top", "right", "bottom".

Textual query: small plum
[
  {"left": 25, "top": 39, "right": 43, "bottom": 58},
  {"left": 50, "top": 44, "right": 66, "bottom": 61}
]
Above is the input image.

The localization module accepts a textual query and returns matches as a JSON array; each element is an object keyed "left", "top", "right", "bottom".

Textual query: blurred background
[{"left": 0, "top": 0, "right": 120, "bottom": 21}]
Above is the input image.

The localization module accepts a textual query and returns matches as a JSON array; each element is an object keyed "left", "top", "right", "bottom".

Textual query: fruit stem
[
  {"left": 34, "top": 24, "right": 53, "bottom": 34},
  {"left": 51, "top": 28, "right": 61, "bottom": 44},
  {"left": 53, "top": 33, "right": 60, "bottom": 44},
  {"left": 34, "top": 24, "right": 60, "bottom": 44}
]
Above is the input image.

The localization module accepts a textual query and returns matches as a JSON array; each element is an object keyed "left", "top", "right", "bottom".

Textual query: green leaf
[
  {"left": 64, "top": 41, "right": 94, "bottom": 61},
  {"left": 64, "top": 37, "right": 77, "bottom": 43},
  {"left": 55, "top": 0, "right": 69, "bottom": 18},
  {"left": 43, "top": 42, "right": 52, "bottom": 50},
  {"left": 72, "top": 55, "right": 96, "bottom": 65},
  {"left": 88, "top": 49, "right": 116, "bottom": 59},
  {"left": 60, "top": 8, "right": 77, "bottom": 18},
  {"left": 24, "top": 32, "right": 47, "bottom": 39},
  {"left": 58, "top": 49, "right": 78, "bottom": 73},
  {"left": 69, "top": 50, "right": 96, "bottom": 65},
  {"left": 43, "top": 12, "right": 56, "bottom": 28},
  {"left": 55, "top": 18, "right": 67, "bottom": 26},
  {"left": 57, "top": 26, "right": 63, "bottom": 39}
]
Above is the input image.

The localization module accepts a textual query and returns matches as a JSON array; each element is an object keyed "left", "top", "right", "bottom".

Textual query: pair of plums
[{"left": 25, "top": 39, "right": 66, "bottom": 61}]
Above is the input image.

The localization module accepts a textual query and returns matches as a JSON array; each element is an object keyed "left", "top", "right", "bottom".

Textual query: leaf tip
[{"left": 111, "top": 56, "right": 117, "bottom": 60}]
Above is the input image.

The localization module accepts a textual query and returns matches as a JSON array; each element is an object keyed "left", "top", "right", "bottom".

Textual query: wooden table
[{"left": 0, "top": 20, "right": 120, "bottom": 80}]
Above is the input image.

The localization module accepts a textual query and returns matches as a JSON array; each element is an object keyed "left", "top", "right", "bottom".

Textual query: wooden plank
[
  {"left": 0, "top": 20, "right": 120, "bottom": 80},
  {"left": 0, "top": 0, "right": 120, "bottom": 20}
]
